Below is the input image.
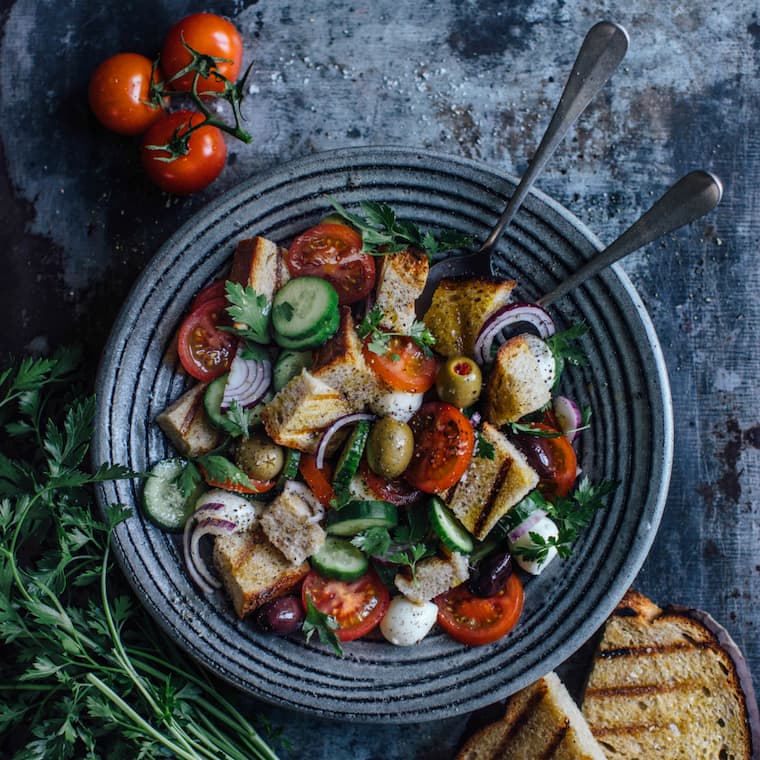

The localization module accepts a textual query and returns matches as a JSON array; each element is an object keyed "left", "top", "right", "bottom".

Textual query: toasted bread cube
[
  {"left": 261, "top": 370, "right": 352, "bottom": 454},
  {"left": 484, "top": 333, "right": 555, "bottom": 424},
  {"left": 445, "top": 423, "right": 538, "bottom": 540},
  {"left": 311, "top": 307, "right": 382, "bottom": 408},
  {"left": 423, "top": 277, "right": 516, "bottom": 358},
  {"left": 213, "top": 526, "right": 310, "bottom": 618},
  {"left": 260, "top": 486, "right": 326, "bottom": 566},
  {"left": 228, "top": 236, "right": 291, "bottom": 306},
  {"left": 394, "top": 551, "right": 469, "bottom": 604},
  {"left": 155, "top": 383, "right": 222, "bottom": 458},
  {"left": 374, "top": 248, "right": 429, "bottom": 333}
]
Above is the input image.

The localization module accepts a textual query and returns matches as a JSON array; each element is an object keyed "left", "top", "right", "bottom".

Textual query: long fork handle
[
  {"left": 538, "top": 170, "right": 724, "bottom": 307},
  {"left": 479, "top": 21, "right": 629, "bottom": 257}
]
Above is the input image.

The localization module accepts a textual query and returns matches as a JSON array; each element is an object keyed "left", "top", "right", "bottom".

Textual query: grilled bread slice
[
  {"left": 261, "top": 369, "right": 352, "bottom": 454},
  {"left": 374, "top": 247, "right": 429, "bottom": 333},
  {"left": 394, "top": 551, "right": 469, "bottom": 604},
  {"left": 457, "top": 671, "right": 607, "bottom": 760},
  {"left": 581, "top": 589, "right": 760, "bottom": 759},
  {"left": 444, "top": 422, "right": 539, "bottom": 540},
  {"left": 155, "top": 383, "right": 222, "bottom": 458},
  {"left": 483, "top": 333, "right": 556, "bottom": 425},
  {"left": 228, "top": 236, "right": 291, "bottom": 306},
  {"left": 423, "top": 276, "right": 516, "bottom": 358},
  {"left": 213, "top": 526, "right": 310, "bottom": 618}
]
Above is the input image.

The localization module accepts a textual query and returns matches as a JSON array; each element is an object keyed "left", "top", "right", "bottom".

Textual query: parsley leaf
[
  {"left": 223, "top": 280, "right": 271, "bottom": 344},
  {"left": 302, "top": 595, "right": 344, "bottom": 657},
  {"left": 357, "top": 305, "right": 436, "bottom": 359},
  {"left": 196, "top": 453, "right": 257, "bottom": 490},
  {"left": 327, "top": 197, "right": 472, "bottom": 260},
  {"left": 474, "top": 430, "right": 496, "bottom": 459},
  {"left": 546, "top": 322, "right": 589, "bottom": 387}
]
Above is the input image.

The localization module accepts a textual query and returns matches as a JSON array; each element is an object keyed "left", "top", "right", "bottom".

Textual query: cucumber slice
[
  {"left": 273, "top": 350, "right": 312, "bottom": 391},
  {"left": 429, "top": 496, "right": 474, "bottom": 554},
  {"left": 332, "top": 420, "right": 371, "bottom": 500},
  {"left": 274, "top": 448, "right": 301, "bottom": 493},
  {"left": 143, "top": 458, "right": 202, "bottom": 531},
  {"left": 272, "top": 306, "right": 340, "bottom": 350},
  {"left": 203, "top": 373, "right": 229, "bottom": 429},
  {"left": 326, "top": 500, "right": 399, "bottom": 536},
  {"left": 310, "top": 536, "right": 369, "bottom": 581},
  {"left": 272, "top": 277, "right": 339, "bottom": 340}
]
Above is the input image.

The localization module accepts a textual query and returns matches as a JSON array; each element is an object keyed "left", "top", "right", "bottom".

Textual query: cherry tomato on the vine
[
  {"left": 141, "top": 110, "right": 227, "bottom": 195},
  {"left": 88, "top": 53, "right": 166, "bottom": 136},
  {"left": 161, "top": 13, "right": 243, "bottom": 94}
]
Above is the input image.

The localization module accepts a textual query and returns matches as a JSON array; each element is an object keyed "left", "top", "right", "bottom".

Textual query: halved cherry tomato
[
  {"left": 510, "top": 422, "right": 577, "bottom": 498},
  {"left": 177, "top": 296, "right": 237, "bottom": 381},
  {"left": 88, "top": 53, "right": 166, "bottom": 136},
  {"left": 199, "top": 465, "right": 275, "bottom": 495},
  {"left": 285, "top": 223, "right": 375, "bottom": 305},
  {"left": 404, "top": 402, "right": 475, "bottom": 493},
  {"left": 359, "top": 459, "right": 421, "bottom": 506},
  {"left": 141, "top": 110, "right": 227, "bottom": 195},
  {"left": 435, "top": 572, "right": 524, "bottom": 646},
  {"left": 299, "top": 454, "right": 336, "bottom": 507},
  {"left": 161, "top": 13, "right": 243, "bottom": 94},
  {"left": 190, "top": 280, "right": 227, "bottom": 310},
  {"left": 301, "top": 569, "right": 389, "bottom": 642},
  {"left": 363, "top": 335, "right": 437, "bottom": 393}
]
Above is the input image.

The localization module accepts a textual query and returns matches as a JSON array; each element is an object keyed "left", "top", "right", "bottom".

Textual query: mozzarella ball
[{"left": 380, "top": 597, "right": 438, "bottom": 646}]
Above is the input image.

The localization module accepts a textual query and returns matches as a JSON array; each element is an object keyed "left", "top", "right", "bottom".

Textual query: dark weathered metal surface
[{"left": 1, "top": 1, "right": 758, "bottom": 757}]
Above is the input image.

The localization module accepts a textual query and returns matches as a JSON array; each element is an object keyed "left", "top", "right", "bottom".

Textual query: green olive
[
  {"left": 435, "top": 356, "right": 483, "bottom": 408},
  {"left": 235, "top": 433, "right": 285, "bottom": 481},
  {"left": 366, "top": 417, "right": 414, "bottom": 479}
]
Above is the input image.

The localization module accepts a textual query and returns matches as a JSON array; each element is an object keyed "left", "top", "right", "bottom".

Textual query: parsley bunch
[
  {"left": 328, "top": 198, "right": 472, "bottom": 260},
  {"left": 0, "top": 349, "right": 279, "bottom": 759}
]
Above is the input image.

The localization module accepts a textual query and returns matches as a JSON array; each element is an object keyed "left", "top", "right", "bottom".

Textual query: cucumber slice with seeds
[
  {"left": 310, "top": 536, "right": 369, "bottom": 581},
  {"left": 326, "top": 500, "right": 398, "bottom": 536},
  {"left": 273, "top": 350, "right": 311, "bottom": 391},
  {"left": 272, "top": 277, "right": 339, "bottom": 344},
  {"left": 429, "top": 496, "right": 474, "bottom": 554},
  {"left": 332, "top": 420, "right": 371, "bottom": 499},
  {"left": 143, "top": 458, "right": 203, "bottom": 531}
]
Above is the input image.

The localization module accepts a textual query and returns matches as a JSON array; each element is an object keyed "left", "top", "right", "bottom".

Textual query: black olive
[
  {"left": 254, "top": 596, "right": 305, "bottom": 636},
  {"left": 468, "top": 551, "right": 513, "bottom": 598}
]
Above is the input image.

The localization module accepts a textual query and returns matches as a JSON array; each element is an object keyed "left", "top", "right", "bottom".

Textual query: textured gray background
[{"left": 1, "top": 1, "right": 758, "bottom": 757}]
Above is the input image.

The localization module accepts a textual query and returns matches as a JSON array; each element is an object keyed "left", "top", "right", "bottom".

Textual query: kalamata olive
[
  {"left": 254, "top": 596, "right": 305, "bottom": 636},
  {"left": 435, "top": 356, "right": 482, "bottom": 409},
  {"left": 365, "top": 417, "right": 415, "bottom": 479},
  {"left": 235, "top": 432, "right": 285, "bottom": 481},
  {"left": 468, "top": 551, "right": 513, "bottom": 598}
]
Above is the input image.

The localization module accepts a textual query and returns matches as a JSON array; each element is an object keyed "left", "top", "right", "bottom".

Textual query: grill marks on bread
[{"left": 581, "top": 589, "right": 759, "bottom": 760}]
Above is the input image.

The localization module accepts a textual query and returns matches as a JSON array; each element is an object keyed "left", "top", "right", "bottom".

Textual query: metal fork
[{"left": 417, "top": 20, "right": 629, "bottom": 314}]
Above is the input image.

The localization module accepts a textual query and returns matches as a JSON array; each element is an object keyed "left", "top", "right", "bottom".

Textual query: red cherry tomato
[
  {"left": 435, "top": 572, "right": 524, "bottom": 646},
  {"left": 301, "top": 569, "right": 390, "bottom": 642},
  {"left": 359, "top": 459, "right": 421, "bottom": 506},
  {"left": 141, "top": 110, "right": 227, "bottom": 195},
  {"left": 177, "top": 296, "right": 237, "bottom": 381},
  {"left": 161, "top": 13, "right": 243, "bottom": 94},
  {"left": 404, "top": 402, "right": 475, "bottom": 493},
  {"left": 88, "top": 53, "right": 165, "bottom": 136},
  {"left": 285, "top": 223, "right": 375, "bottom": 305},
  {"left": 299, "top": 454, "right": 336, "bottom": 507},
  {"left": 510, "top": 422, "right": 578, "bottom": 498},
  {"left": 363, "top": 335, "right": 437, "bottom": 393},
  {"left": 190, "top": 280, "right": 227, "bottom": 310}
]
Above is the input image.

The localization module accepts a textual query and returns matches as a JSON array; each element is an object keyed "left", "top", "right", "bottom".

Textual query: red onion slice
[
  {"left": 473, "top": 302, "right": 556, "bottom": 365},
  {"left": 183, "top": 517, "right": 220, "bottom": 593},
  {"left": 221, "top": 353, "right": 272, "bottom": 411},
  {"left": 508, "top": 509, "right": 547, "bottom": 543},
  {"left": 553, "top": 395, "right": 583, "bottom": 442},
  {"left": 314, "top": 412, "right": 376, "bottom": 470}
]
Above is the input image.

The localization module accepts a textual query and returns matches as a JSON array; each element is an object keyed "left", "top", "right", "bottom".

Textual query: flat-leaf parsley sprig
[
  {"left": 357, "top": 304, "right": 436, "bottom": 359},
  {"left": 0, "top": 348, "right": 280, "bottom": 760},
  {"left": 328, "top": 197, "right": 472, "bottom": 260}
]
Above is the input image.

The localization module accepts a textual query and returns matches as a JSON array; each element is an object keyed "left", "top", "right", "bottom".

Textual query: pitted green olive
[
  {"left": 435, "top": 356, "right": 483, "bottom": 408},
  {"left": 235, "top": 433, "right": 285, "bottom": 481},
  {"left": 365, "top": 417, "right": 414, "bottom": 479}
]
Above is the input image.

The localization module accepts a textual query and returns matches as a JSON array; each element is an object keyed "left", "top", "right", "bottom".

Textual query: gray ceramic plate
[{"left": 93, "top": 146, "right": 673, "bottom": 722}]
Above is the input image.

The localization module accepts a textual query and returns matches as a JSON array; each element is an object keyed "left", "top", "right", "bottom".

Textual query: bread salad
[{"left": 145, "top": 200, "right": 616, "bottom": 656}]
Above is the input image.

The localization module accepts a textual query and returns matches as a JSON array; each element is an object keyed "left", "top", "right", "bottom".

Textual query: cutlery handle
[
  {"left": 480, "top": 21, "right": 629, "bottom": 255},
  {"left": 538, "top": 170, "right": 724, "bottom": 307}
]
